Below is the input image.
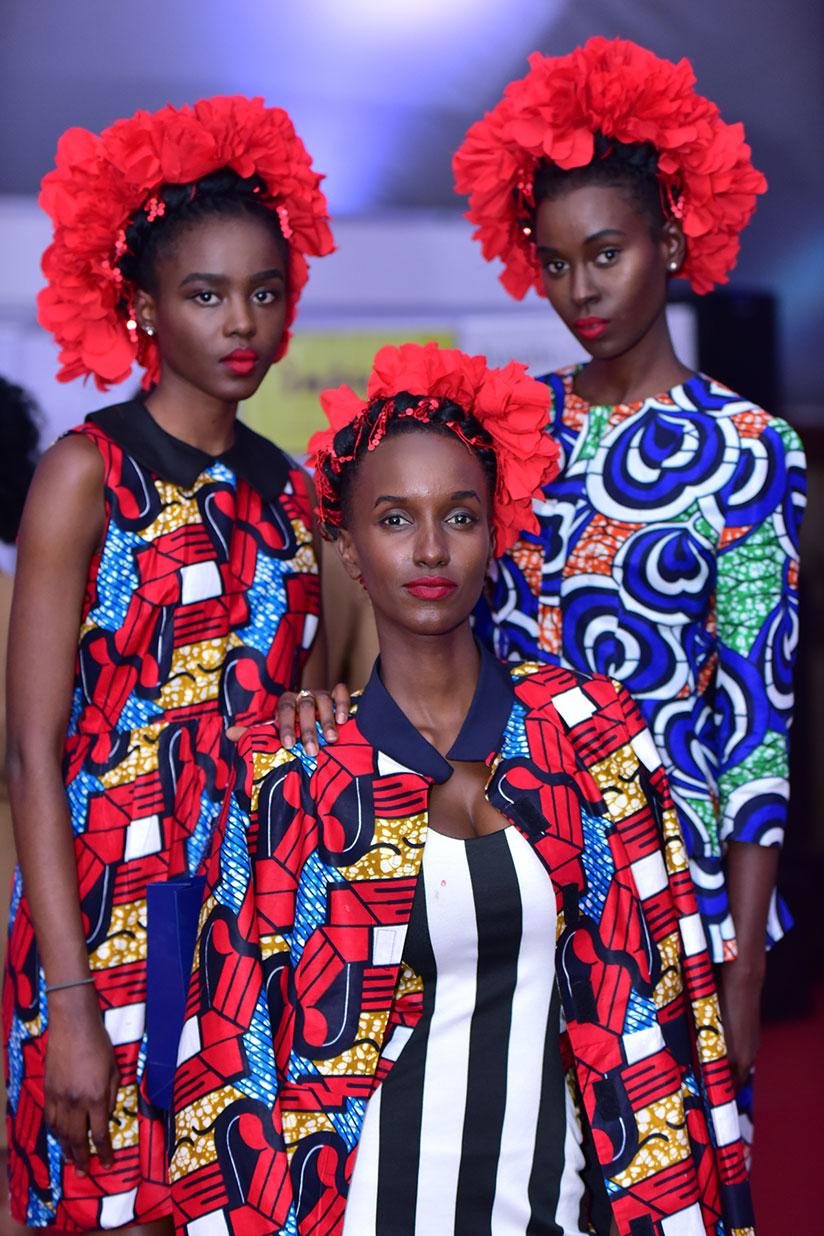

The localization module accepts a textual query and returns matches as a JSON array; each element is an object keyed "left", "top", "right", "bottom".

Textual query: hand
[
  {"left": 276, "top": 685, "right": 351, "bottom": 756},
  {"left": 44, "top": 984, "right": 120, "bottom": 1174},
  {"left": 716, "top": 956, "right": 764, "bottom": 1092}
]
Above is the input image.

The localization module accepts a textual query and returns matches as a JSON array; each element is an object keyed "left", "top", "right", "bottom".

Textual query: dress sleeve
[
  {"left": 713, "top": 420, "right": 806, "bottom": 850},
  {"left": 170, "top": 727, "right": 302, "bottom": 1234}
]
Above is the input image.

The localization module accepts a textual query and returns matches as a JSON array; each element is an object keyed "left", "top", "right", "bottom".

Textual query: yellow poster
[{"left": 241, "top": 328, "right": 455, "bottom": 455}]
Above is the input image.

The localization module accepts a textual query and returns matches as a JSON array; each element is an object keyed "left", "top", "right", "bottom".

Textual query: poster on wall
[{"left": 241, "top": 328, "right": 455, "bottom": 456}]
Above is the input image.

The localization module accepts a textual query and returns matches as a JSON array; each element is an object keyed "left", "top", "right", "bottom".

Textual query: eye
[
  {"left": 379, "top": 512, "right": 411, "bottom": 528},
  {"left": 190, "top": 290, "right": 219, "bottom": 305},
  {"left": 595, "top": 247, "right": 621, "bottom": 266},
  {"left": 542, "top": 257, "right": 568, "bottom": 278},
  {"left": 447, "top": 509, "right": 479, "bottom": 528},
  {"left": 253, "top": 287, "right": 283, "bottom": 305}
]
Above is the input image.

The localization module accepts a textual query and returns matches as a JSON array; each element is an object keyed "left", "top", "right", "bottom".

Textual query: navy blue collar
[
  {"left": 86, "top": 399, "right": 291, "bottom": 501},
  {"left": 356, "top": 641, "right": 516, "bottom": 783}
]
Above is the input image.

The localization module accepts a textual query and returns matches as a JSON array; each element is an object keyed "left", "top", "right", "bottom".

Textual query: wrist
[{"left": 46, "top": 980, "right": 100, "bottom": 1021}]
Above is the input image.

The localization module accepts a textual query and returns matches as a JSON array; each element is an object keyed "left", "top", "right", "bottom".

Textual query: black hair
[
  {"left": 531, "top": 134, "right": 675, "bottom": 233},
  {"left": 117, "top": 166, "right": 288, "bottom": 294},
  {"left": 0, "top": 377, "right": 41, "bottom": 545},
  {"left": 320, "top": 392, "right": 498, "bottom": 537}
]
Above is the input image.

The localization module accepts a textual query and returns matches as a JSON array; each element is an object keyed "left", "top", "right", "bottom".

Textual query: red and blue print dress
[{"left": 3, "top": 399, "right": 320, "bottom": 1231}]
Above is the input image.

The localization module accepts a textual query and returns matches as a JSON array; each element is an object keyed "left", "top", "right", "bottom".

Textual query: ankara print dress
[
  {"left": 3, "top": 400, "right": 320, "bottom": 1231},
  {"left": 475, "top": 368, "right": 806, "bottom": 966},
  {"left": 168, "top": 646, "right": 755, "bottom": 1235}
]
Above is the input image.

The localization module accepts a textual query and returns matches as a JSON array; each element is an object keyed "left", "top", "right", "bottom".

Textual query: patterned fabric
[
  {"left": 475, "top": 368, "right": 806, "bottom": 963},
  {"left": 170, "top": 644, "right": 754, "bottom": 1236},
  {"left": 3, "top": 400, "right": 320, "bottom": 1230}
]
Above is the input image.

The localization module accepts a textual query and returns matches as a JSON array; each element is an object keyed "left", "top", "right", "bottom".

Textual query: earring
[
  {"left": 668, "top": 260, "right": 679, "bottom": 272},
  {"left": 142, "top": 323, "right": 155, "bottom": 337}
]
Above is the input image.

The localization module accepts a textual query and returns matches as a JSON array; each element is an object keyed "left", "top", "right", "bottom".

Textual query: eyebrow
[
  {"left": 178, "top": 268, "right": 286, "bottom": 288},
  {"left": 372, "top": 489, "right": 481, "bottom": 509},
  {"left": 537, "top": 227, "right": 626, "bottom": 253}
]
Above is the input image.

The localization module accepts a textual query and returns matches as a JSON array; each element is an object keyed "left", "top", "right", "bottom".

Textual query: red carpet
[{"left": 750, "top": 984, "right": 824, "bottom": 1233}]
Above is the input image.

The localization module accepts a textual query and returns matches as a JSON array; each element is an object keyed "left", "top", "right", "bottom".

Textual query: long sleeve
[
  {"left": 713, "top": 419, "right": 806, "bottom": 852},
  {"left": 170, "top": 728, "right": 303, "bottom": 1235}
]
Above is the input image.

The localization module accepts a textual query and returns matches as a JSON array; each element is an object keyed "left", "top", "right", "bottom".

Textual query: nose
[
  {"left": 569, "top": 261, "right": 599, "bottom": 309},
  {"left": 413, "top": 516, "right": 449, "bottom": 568},
  {"left": 223, "top": 294, "right": 255, "bottom": 340}
]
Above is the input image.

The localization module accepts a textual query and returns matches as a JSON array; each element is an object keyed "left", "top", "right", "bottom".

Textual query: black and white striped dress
[{"left": 344, "top": 825, "right": 588, "bottom": 1235}]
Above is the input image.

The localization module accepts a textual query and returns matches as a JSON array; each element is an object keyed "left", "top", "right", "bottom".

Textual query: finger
[
  {"left": 276, "top": 694, "right": 298, "bottom": 748},
  {"left": 314, "top": 691, "right": 338, "bottom": 742},
  {"left": 109, "top": 1065, "right": 120, "bottom": 1114},
  {"left": 66, "top": 1106, "right": 91, "bottom": 1175},
  {"left": 332, "top": 683, "right": 351, "bottom": 726},
  {"left": 225, "top": 724, "right": 248, "bottom": 743},
  {"left": 298, "top": 696, "right": 320, "bottom": 756},
  {"left": 89, "top": 1099, "right": 115, "bottom": 1168}
]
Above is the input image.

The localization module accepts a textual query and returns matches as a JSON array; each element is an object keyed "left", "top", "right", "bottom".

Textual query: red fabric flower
[
  {"left": 307, "top": 342, "right": 559, "bottom": 553},
  {"left": 37, "top": 96, "right": 335, "bottom": 390},
  {"left": 453, "top": 37, "right": 766, "bottom": 297}
]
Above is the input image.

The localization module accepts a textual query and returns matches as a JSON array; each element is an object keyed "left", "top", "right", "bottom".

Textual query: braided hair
[
  {"left": 532, "top": 134, "right": 676, "bottom": 233},
  {"left": 317, "top": 392, "right": 499, "bottom": 539},
  {"left": 117, "top": 167, "right": 288, "bottom": 293}
]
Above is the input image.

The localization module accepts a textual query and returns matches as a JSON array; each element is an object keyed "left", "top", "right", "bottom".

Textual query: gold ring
[{"left": 295, "top": 689, "right": 315, "bottom": 704}]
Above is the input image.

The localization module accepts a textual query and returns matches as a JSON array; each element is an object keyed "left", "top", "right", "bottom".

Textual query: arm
[
  {"left": 275, "top": 471, "right": 350, "bottom": 754},
  {"left": 714, "top": 421, "right": 806, "bottom": 1087},
  {"left": 6, "top": 434, "right": 118, "bottom": 1172}
]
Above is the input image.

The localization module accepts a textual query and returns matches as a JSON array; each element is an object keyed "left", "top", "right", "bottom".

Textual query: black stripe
[
  {"left": 525, "top": 986, "right": 566, "bottom": 1235},
  {"left": 375, "top": 873, "right": 433, "bottom": 1234},
  {"left": 454, "top": 831, "right": 523, "bottom": 1235}
]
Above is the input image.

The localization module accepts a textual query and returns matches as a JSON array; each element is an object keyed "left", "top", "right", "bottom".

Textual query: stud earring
[
  {"left": 143, "top": 324, "right": 155, "bottom": 337},
  {"left": 668, "top": 260, "right": 679, "bottom": 272}
]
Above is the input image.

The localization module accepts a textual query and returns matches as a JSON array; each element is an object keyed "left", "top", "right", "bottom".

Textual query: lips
[
  {"left": 221, "top": 349, "right": 259, "bottom": 375},
  {"left": 573, "top": 317, "right": 610, "bottom": 340},
  {"left": 403, "top": 577, "right": 458, "bottom": 601}
]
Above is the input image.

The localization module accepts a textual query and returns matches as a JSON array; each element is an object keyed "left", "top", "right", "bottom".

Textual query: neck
[
  {"left": 574, "top": 311, "right": 693, "bottom": 406},
  {"left": 144, "top": 369, "right": 238, "bottom": 455},
  {"left": 375, "top": 618, "right": 480, "bottom": 756}
]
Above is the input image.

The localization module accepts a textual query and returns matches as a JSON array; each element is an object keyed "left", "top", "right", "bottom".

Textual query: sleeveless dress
[
  {"left": 3, "top": 399, "right": 320, "bottom": 1230},
  {"left": 344, "top": 826, "right": 587, "bottom": 1236}
]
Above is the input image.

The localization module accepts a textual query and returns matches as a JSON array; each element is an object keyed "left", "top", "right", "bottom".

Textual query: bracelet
[{"left": 44, "top": 976, "right": 95, "bottom": 994}]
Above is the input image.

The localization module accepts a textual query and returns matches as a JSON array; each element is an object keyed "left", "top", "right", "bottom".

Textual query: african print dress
[
  {"left": 475, "top": 368, "right": 806, "bottom": 965},
  {"left": 168, "top": 645, "right": 755, "bottom": 1235},
  {"left": 3, "top": 399, "right": 320, "bottom": 1230}
]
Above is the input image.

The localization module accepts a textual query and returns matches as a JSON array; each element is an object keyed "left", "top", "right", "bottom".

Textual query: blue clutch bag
[{"left": 145, "top": 874, "right": 206, "bottom": 1110}]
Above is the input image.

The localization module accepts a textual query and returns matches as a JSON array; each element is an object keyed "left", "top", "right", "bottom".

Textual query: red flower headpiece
[
  {"left": 307, "top": 342, "right": 559, "bottom": 553},
  {"left": 38, "top": 95, "right": 335, "bottom": 390},
  {"left": 453, "top": 37, "right": 766, "bottom": 296}
]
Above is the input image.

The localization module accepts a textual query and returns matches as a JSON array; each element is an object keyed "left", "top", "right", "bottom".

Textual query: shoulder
[
  {"left": 30, "top": 431, "right": 105, "bottom": 502},
  {"left": 510, "top": 661, "right": 630, "bottom": 728},
  {"left": 690, "top": 375, "right": 805, "bottom": 454},
  {"left": 234, "top": 719, "right": 321, "bottom": 789}
]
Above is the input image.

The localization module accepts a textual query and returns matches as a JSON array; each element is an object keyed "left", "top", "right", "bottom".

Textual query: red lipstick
[
  {"left": 403, "top": 576, "right": 458, "bottom": 601},
  {"left": 573, "top": 317, "right": 609, "bottom": 340},
  {"left": 220, "top": 348, "right": 259, "bottom": 375}
]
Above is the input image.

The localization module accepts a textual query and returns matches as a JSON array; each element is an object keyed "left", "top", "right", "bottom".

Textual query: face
[
  {"left": 134, "top": 212, "right": 288, "bottom": 402},
  {"left": 336, "top": 430, "right": 493, "bottom": 641},
  {"left": 534, "top": 183, "right": 684, "bottom": 360}
]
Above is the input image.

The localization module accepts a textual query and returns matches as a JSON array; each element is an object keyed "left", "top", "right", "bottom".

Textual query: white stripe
[
  {"left": 553, "top": 1080, "right": 588, "bottom": 1235},
  {"left": 342, "top": 1083, "right": 381, "bottom": 1235},
  {"left": 491, "top": 829, "right": 557, "bottom": 1233},
  {"left": 414, "top": 830, "right": 477, "bottom": 1234}
]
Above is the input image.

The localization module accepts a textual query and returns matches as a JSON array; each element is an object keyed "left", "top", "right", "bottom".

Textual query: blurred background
[{"left": 1, "top": 2, "right": 822, "bottom": 1231}]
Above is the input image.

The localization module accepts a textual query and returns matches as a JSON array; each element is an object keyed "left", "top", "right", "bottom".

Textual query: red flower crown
[
  {"left": 37, "top": 95, "right": 335, "bottom": 390},
  {"left": 453, "top": 36, "right": 767, "bottom": 297},
  {"left": 307, "top": 342, "right": 559, "bottom": 553}
]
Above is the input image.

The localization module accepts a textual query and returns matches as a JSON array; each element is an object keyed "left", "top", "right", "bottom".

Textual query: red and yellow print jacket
[{"left": 169, "top": 645, "right": 755, "bottom": 1236}]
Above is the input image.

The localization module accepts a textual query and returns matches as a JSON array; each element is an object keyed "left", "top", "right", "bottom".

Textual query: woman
[
  {"left": 453, "top": 38, "right": 806, "bottom": 1132},
  {"left": 4, "top": 96, "right": 335, "bottom": 1233},
  {"left": 170, "top": 343, "right": 754, "bottom": 1236}
]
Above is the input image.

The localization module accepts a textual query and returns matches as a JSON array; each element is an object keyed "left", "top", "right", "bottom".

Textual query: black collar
[
  {"left": 86, "top": 399, "right": 291, "bottom": 501},
  {"left": 356, "top": 641, "right": 516, "bottom": 783}
]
